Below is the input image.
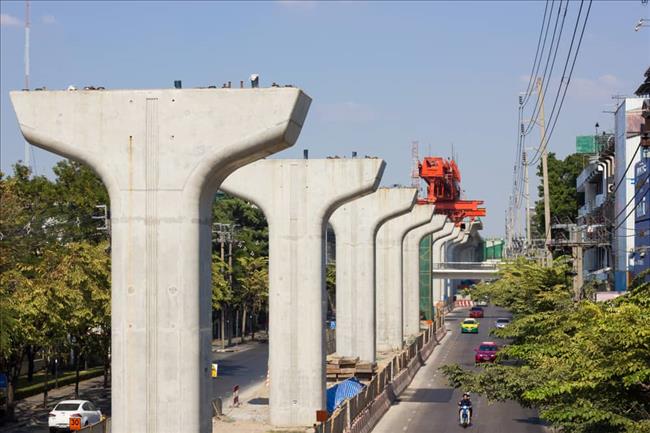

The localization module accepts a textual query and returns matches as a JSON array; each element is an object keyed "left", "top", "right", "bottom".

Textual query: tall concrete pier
[
  {"left": 330, "top": 187, "right": 417, "bottom": 362},
  {"left": 376, "top": 204, "right": 434, "bottom": 352},
  {"left": 443, "top": 226, "right": 471, "bottom": 299},
  {"left": 401, "top": 214, "right": 447, "bottom": 339},
  {"left": 10, "top": 88, "right": 311, "bottom": 433},
  {"left": 431, "top": 223, "right": 459, "bottom": 303},
  {"left": 221, "top": 158, "right": 385, "bottom": 426}
]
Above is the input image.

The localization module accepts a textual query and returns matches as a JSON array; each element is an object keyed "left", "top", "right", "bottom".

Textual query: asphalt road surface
[
  {"left": 1, "top": 339, "right": 269, "bottom": 433},
  {"left": 212, "top": 339, "right": 269, "bottom": 403},
  {"left": 373, "top": 305, "right": 547, "bottom": 433}
]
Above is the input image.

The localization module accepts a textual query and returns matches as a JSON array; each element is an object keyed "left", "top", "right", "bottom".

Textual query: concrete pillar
[
  {"left": 329, "top": 187, "right": 417, "bottom": 362},
  {"left": 432, "top": 223, "right": 460, "bottom": 303},
  {"left": 444, "top": 227, "right": 470, "bottom": 300},
  {"left": 10, "top": 88, "right": 311, "bottom": 433},
  {"left": 221, "top": 158, "right": 384, "bottom": 426},
  {"left": 401, "top": 215, "right": 447, "bottom": 339},
  {"left": 376, "top": 204, "right": 435, "bottom": 352}
]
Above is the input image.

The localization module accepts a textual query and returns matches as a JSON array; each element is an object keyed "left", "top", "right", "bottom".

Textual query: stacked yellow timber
[{"left": 326, "top": 355, "right": 378, "bottom": 382}]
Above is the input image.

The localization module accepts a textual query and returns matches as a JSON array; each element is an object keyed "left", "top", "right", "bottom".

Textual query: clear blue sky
[{"left": 1, "top": 0, "right": 648, "bottom": 236}]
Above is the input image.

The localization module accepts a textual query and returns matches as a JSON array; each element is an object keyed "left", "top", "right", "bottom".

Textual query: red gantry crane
[{"left": 416, "top": 156, "right": 486, "bottom": 224}]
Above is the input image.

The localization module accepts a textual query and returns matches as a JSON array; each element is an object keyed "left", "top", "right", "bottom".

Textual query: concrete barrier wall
[{"left": 322, "top": 323, "right": 448, "bottom": 433}]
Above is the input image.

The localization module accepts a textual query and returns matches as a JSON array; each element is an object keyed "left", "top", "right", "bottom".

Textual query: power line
[
  {"left": 523, "top": 0, "right": 569, "bottom": 136},
  {"left": 528, "top": 0, "right": 592, "bottom": 167},
  {"left": 521, "top": 0, "right": 552, "bottom": 107},
  {"left": 527, "top": 0, "right": 585, "bottom": 165},
  {"left": 610, "top": 141, "right": 642, "bottom": 197},
  {"left": 612, "top": 171, "right": 649, "bottom": 231}
]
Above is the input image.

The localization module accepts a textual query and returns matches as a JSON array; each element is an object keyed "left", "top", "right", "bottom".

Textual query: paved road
[
  {"left": 212, "top": 339, "right": 268, "bottom": 403},
  {"left": 0, "top": 339, "right": 269, "bottom": 433},
  {"left": 373, "top": 306, "right": 547, "bottom": 433}
]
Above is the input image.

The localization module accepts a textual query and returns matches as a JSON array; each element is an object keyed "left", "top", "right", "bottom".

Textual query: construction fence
[
  {"left": 79, "top": 418, "right": 111, "bottom": 432},
  {"left": 319, "top": 323, "right": 447, "bottom": 433}
]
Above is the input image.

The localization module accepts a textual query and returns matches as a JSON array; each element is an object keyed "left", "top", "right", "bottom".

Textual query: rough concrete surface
[
  {"left": 401, "top": 214, "right": 447, "bottom": 339},
  {"left": 221, "top": 158, "right": 385, "bottom": 427},
  {"left": 329, "top": 187, "right": 417, "bottom": 363},
  {"left": 10, "top": 87, "right": 311, "bottom": 433},
  {"left": 375, "top": 204, "right": 435, "bottom": 352}
]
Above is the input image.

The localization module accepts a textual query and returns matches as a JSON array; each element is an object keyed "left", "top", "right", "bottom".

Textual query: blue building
[{"left": 631, "top": 146, "right": 649, "bottom": 282}]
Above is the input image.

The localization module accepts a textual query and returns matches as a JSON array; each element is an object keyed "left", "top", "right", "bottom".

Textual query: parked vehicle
[
  {"left": 460, "top": 318, "right": 479, "bottom": 333},
  {"left": 469, "top": 306, "right": 484, "bottom": 318},
  {"left": 474, "top": 341, "right": 499, "bottom": 363},
  {"left": 48, "top": 400, "right": 102, "bottom": 432},
  {"left": 475, "top": 297, "right": 489, "bottom": 307},
  {"left": 495, "top": 318, "right": 511, "bottom": 329}
]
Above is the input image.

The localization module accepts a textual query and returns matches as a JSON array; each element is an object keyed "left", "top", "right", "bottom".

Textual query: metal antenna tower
[{"left": 411, "top": 141, "right": 420, "bottom": 191}]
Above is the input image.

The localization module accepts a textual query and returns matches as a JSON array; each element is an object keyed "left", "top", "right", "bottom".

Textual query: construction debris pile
[{"left": 326, "top": 355, "right": 377, "bottom": 382}]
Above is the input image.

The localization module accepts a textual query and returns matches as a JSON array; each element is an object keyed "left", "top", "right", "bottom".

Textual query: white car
[
  {"left": 475, "top": 298, "right": 489, "bottom": 307},
  {"left": 495, "top": 318, "right": 511, "bottom": 329},
  {"left": 48, "top": 399, "right": 102, "bottom": 432}
]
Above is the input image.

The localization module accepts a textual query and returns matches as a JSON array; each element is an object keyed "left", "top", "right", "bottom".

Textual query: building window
[{"left": 636, "top": 196, "right": 647, "bottom": 218}]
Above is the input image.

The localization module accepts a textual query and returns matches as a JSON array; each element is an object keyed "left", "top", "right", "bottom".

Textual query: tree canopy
[
  {"left": 533, "top": 152, "right": 586, "bottom": 237},
  {"left": 0, "top": 161, "right": 271, "bottom": 415},
  {"left": 442, "top": 258, "right": 650, "bottom": 433}
]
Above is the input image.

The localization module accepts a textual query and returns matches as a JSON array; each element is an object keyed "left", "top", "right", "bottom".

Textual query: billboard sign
[{"left": 576, "top": 135, "right": 596, "bottom": 153}]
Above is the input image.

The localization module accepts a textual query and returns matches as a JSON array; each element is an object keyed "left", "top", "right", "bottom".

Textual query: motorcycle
[{"left": 459, "top": 405, "right": 471, "bottom": 427}]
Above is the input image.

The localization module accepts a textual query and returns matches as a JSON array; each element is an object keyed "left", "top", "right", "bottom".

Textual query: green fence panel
[{"left": 419, "top": 234, "right": 433, "bottom": 321}]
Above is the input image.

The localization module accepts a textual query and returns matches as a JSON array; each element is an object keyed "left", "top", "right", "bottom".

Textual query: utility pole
[
  {"left": 537, "top": 77, "right": 553, "bottom": 266},
  {"left": 214, "top": 223, "right": 239, "bottom": 349},
  {"left": 524, "top": 150, "right": 531, "bottom": 248},
  {"left": 24, "top": 0, "right": 31, "bottom": 169},
  {"left": 573, "top": 244, "right": 584, "bottom": 300}
]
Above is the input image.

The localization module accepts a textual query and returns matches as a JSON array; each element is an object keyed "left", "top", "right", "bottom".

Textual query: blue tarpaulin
[{"left": 326, "top": 377, "right": 365, "bottom": 413}]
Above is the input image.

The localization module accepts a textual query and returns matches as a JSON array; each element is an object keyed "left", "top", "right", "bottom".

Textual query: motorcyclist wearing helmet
[{"left": 458, "top": 392, "right": 473, "bottom": 418}]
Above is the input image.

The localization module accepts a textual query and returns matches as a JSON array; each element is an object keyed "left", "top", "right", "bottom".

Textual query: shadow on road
[
  {"left": 514, "top": 416, "right": 547, "bottom": 425},
  {"left": 402, "top": 388, "right": 454, "bottom": 403},
  {"left": 248, "top": 398, "right": 269, "bottom": 405}
]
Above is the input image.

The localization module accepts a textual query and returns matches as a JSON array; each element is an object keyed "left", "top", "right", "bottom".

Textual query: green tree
[
  {"left": 326, "top": 262, "right": 336, "bottom": 316},
  {"left": 50, "top": 160, "right": 110, "bottom": 243},
  {"left": 29, "top": 241, "right": 111, "bottom": 401},
  {"left": 0, "top": 166, "right": 58, "bottom": 413},
  {"left": 1, "top": 162, "right": 112, "bottom": 415},
  {"left": 235, "top": 256, "right": 268, "bottom": 339},
  {"left": 212, "top": 192, "right": 269, "bottom": 341},
  {"left": 533, "top": 153, "right": 586, "bottom": 238},
  {"left": 443, "top": 259, "right": 650, "bottom": 433},
  {"left": 211, "top": 254, "right": 232, "bottom": 311}
]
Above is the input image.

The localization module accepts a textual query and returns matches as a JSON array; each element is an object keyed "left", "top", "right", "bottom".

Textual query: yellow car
[{"left": 460, "top": 318, "right": 479, "bottom": 334}]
